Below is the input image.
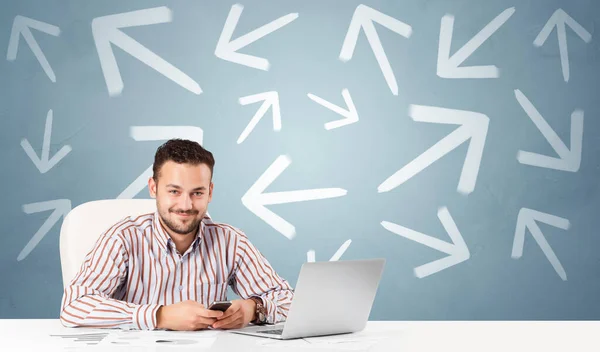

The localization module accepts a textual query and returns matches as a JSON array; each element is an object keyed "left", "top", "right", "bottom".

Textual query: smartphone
[{"left": 208, "top": 300, "right": 232, "bottom": 312}]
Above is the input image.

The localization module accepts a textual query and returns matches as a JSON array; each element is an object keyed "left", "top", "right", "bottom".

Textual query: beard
[{"left": 159, "top": 206, "right": 204, "bottom": 235}]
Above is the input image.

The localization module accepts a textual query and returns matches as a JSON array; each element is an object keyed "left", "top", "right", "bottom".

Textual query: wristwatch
[{"left": 249, "top": 297, "right": 267, "bottom": 325}]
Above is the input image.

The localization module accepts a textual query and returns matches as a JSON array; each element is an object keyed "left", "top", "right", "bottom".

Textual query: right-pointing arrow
[
  {"left": 381, "top": 207, "right": 470, "bottom": 278},
  {"left": 515, "top": 89, "right": 583, "bottom": 172},
  {"left": 378, "top": 104, "right": 489, "bottom": 195},
  {"left": 437, "top": 7, "right": 515, "bottom": 78},
  {"left": 307, "top": 89, "right": 359, "bottom": 130},
  {"left": 237, "top": 91, "right": 281, "bottom": 144},
  {"left": 19, "top": 199, "right": 72, "bottom": 261},
  {"left": 534, "top": 9, "right": 592, "bottom": 82},
  {"left": 512, "top": 208, "right": 570, "bottom": 281},
  {"left": 307, "top": 239, "right": 352, "bottom": 262},
  {"left": 91, "top": 6, "right": 202, "bottom": 96},
  {"left": 242, "top": 155, "right": 347, "bottom": 240}
]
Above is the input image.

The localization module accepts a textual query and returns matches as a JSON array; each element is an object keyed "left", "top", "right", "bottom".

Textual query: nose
[{"left": 179, "top": 193, "right": 193, "bottom": 211}]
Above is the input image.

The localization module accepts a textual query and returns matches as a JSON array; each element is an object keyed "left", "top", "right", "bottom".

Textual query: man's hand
[
  {"left": 211, "top": 299, "right": 257, "bottom": 329},
  {"left": 156, "top": 300, "right": 223, "bottom": 331}
]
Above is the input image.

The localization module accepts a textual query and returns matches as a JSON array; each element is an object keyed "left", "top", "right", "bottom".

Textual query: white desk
[{"left": 0, "top": 320, "right": 598, "bottom": 351}]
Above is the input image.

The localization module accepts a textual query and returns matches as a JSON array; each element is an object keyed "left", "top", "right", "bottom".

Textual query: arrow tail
[
  {"left": 329, "top": 239, "right": 352, "bottom": 261},
  {"left": 258, "top": 188, "right": 347, "bottom": 205},
  {"left": 381, "top": 221, "right": 456, "bottom": 254},
  {"left": 229, "top": 13, "right": 298, "bottom": 52}
]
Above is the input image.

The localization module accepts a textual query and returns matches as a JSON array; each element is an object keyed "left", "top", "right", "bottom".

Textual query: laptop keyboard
[{"left": 256, "top": 329, "right": 284, "bottom": 335}]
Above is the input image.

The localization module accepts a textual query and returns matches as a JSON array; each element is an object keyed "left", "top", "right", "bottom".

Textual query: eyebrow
[{"left": 166, "top": 184, "right": 207, "bottom": 191}]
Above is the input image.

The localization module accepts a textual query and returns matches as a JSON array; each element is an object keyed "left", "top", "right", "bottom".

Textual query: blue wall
[{"left": 1, "top": 0, "right": 599, "bottom": 320}]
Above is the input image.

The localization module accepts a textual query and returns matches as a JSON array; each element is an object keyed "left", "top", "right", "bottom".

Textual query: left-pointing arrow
[
  {"left": 21, "top": 109, "right": 72, "bottom": 174},
  {"left": 19, "top": 199, "right": 71, "bottom": 261},
  {"left": 7, "top": 15, "right": 60, "bottom": 82},
  {"left": 92, "top": 6, "right": 202, "bottom": 97}
]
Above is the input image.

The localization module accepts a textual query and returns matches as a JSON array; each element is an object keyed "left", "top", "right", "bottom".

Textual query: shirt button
[{"left": 178, "top": 285, "right": 184, "bottom": 291}]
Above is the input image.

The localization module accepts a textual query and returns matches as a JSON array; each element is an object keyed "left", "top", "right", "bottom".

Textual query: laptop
[{"left": 230, "top": 258, "right": 385, "bottom": 340}]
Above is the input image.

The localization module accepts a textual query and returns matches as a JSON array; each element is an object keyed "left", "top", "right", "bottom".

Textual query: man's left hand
[{"left": 211, "top": 299, "right": 256, "bottom": 329}]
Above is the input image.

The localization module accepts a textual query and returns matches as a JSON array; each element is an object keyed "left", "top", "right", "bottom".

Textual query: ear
[
  {"left": 148, "top": 177, "right": 157, "bottom": 198},
  {"left": 208, "top": 182, "right": 214, "bottom": 203}
]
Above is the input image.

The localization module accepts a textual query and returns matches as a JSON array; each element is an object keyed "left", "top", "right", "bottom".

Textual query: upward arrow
[
  {"left": 339, "top": 5, "right": 412, "bottom": 95},
  {"left": 534, "top": 9, "right": 592, "bottom": 82},
  {"left": 7, "top": 15, "right": 60, "bottom": 82},
  {"left": 237, "top": 91, "right": 281, "bottom": 144},
  {"left": 91, "top": 6, "right": 202, "bottom": 96},
  {"left": 512, "top": 208, "right": 570, "bottom": 281}
]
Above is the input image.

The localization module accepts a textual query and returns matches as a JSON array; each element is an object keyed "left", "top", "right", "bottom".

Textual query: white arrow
[
  {"left": 437, "top": 7, "right": 515, "bottom": 78},
  {"left": 339, "top": 4, "right": 412, "bottom": 95},
  {"left": 118, "top": 126, "right": 204, "bottom": 199},
  {"left": 215, "top": 4, "right": 298, "bottom": 70},
  {"left": 19, "top": 199, "right": 71, "bottom": 261},
  {"left": 512, "top": 208, "right": 570, "bottom": 281},
  {"left": 237, "top": 91, "right": 281, "bottom": 144},
  {"left": 381, "top": 207, "right": 469, "bottom": 278},
  {"left": 7, "top": 15, "right": 60, "bottom": 82},
  {"left": 21, "top": 109, "right": 72, "bottom": 174},
  {"left": 307, "top": 239, "right": 352, "bottom": 262},
  {"left": 242, "top": 155, "right": 347, "bottom": 240},
  {"left": 378, "top": 104, "right": 489, "bottom": 195},
  {"left": 91, "top": 6, "right": 202, "bottom": 96},
  {"left": 307, "top": 89, "right": 359, "bottom": 130},
  {"left": 534, "top": 9, "right": 592, "bottom": 82},
  {"left": 515, "top": 89, "right": 583, "bottom": 172}
]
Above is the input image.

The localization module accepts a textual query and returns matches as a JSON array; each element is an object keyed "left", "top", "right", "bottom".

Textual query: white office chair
[{"left": 59, "top": 199, "right": 156, "bottom": 288}]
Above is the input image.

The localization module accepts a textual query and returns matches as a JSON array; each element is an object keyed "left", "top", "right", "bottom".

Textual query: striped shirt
[{"left": 60, "top": 212, "right": 294, "bottom": 330}]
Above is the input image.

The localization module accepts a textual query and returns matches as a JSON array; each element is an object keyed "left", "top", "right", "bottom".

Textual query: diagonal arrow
[
  {"left": 339, "top": 4, "right": 412, "bottom": 95},
  {"left": 118, "top": 126, "right": 204, "bottom": 199},
  {"left": 91, "top": 6, "right": 202, "bottom": 97},
  {"left": 237, "top": 91, "right": 280, "bottom": 144},
  {"left": 511, "top": 208, "right": 570, "bottom": 281},
  {"left": 307, "top": 89, "right": 359, "bottom": 130},
  {"left": 20, "top": 109, "right": 72, "bottom": 174},
  {"left": 19, "top": 199, "right": 72, "bottom": 261},
  {"left": 378, "top": 104, "right": 489, "bottom": 195},
  {"left": 381, "top": 207, "right": 469, "bottom": 278},
  {"left": 215, "top": 4, "right": 298, "bottom": 70},
  {"left": 437, "top": 7, "right": 515, "bottom": 78},
  {"left": 307, "top": 239, "right": 352, "bottom": 262},
  {"left": 7, "top": 15, "right": 60, "bottom": 82},
  {"left": 242, "top": 155, "right": 347, "bottom": 240},
  {"left": 515, "top": 89, "right": 583, "bottom": 172},
  {"left": 534, "top": 9, "right": 592, "bottom": 82}
]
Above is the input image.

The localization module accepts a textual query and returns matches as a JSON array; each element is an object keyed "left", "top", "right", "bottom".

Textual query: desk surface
[{"left": 0, "top": 320, "right": 598, "bottom": 351}]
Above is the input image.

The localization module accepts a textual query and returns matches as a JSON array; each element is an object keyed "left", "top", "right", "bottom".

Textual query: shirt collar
[{"left": 152, "top": 211, "right": 210, "bottom": 253}]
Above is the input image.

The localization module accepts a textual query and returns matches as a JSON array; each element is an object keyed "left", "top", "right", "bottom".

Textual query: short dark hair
[{"left": 152, "top": 139, "right": 215, "bottom": 181}]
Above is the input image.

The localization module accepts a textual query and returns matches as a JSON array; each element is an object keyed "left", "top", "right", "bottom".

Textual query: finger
[
  {"left": 198, "top": 308, "right": 224, "bottom": 319},
  {"left": 218, "top": 317, "right": 245, "bottom": 330},
  {"left": 217, "top": 304, "right": 241, "bottom": 320},
  {"left": 194, "top": 316, "right": 218, "bottom": 326},
  {"left": 213, "top": 312, "right": 242, "bottom": 329}
]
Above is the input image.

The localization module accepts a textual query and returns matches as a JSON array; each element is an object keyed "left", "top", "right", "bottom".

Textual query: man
[{"left": 60, "top": 139, "right": 294, "bottom": 330}]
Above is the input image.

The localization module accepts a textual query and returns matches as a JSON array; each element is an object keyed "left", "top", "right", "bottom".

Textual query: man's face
[{"left": 148, "top": 161, "right": 213, "bottom": 236}]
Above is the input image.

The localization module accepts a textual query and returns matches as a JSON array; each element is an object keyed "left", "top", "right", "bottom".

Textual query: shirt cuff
[
  {"left": 258, "top": 296, "right": 276, "bottom": 324},
  {"left": 133, "top": 304, "right": 161, "bottom": 330}
]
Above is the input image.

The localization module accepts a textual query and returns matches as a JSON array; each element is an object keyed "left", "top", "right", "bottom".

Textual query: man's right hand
[{"left": 156, "top": 300, "right": 224, "bottom": 331}]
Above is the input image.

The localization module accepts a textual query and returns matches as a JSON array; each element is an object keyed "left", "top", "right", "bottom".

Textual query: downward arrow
[
  {"left": 378, "top": 104, "right": 489, "bottom": 195},
  {"left": 437, "top": 7, "right": 515, "bottom": 78},
  {"left": 242, "top": 155, "right": 347, "bottom": 239},
  {"left": 215, "top": 4, "right": 298, "bottom": 70},
  {"left": 534, "top": 9, "right": 592, "bottom": 82},
  {"left": 7, "top": 15, "right": 60, "bottom": 82},
  {"left": 381, "top": 207, "right": 470, "bottom": 278},
  {"left": 19, "top": 199, "right": 71, "bottom": 261},
  {"left": 92, "top": 6, "right": 202, "bottom": 96},
  {"left": 339, "top": 5, "right": 412, "bottom": 95},
  {"left": 237, "top": 91, "right": 281, "bottom": 144},
  {"left": 512, "top": 208, "right": 570, "bottom": 281},
  {"left": 307, "top": 89, "right": 359, "bottom": 130},
  {"left": 515, "top": 89, "right": 583, "bottom": 172},
  {"left": 307, "top": 239, "right": 352, "bottom": 262},
  {"left": 21, "top": 109, "right": 72, "bottom": 174}
]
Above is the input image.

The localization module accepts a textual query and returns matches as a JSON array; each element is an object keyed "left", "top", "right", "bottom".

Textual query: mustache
[{"left": 169, "top": 209, "right": 199, "bottom": 215}]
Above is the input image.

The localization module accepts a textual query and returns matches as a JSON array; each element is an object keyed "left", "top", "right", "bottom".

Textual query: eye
[
  {"left": 169, "top": 190, "right": 179, "bottom": 195},
  {"left": 194, "top": 192, "right": 203, "bottom": 196}
]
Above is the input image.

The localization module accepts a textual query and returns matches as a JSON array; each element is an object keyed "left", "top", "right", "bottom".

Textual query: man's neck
[{"left": 159, "top": 218, "right": 198, "bottom": 255}]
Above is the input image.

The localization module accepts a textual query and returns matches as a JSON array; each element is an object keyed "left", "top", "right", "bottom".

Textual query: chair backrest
[{"left": 59, "top": 199, "right": 156, "bottom": 288}]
